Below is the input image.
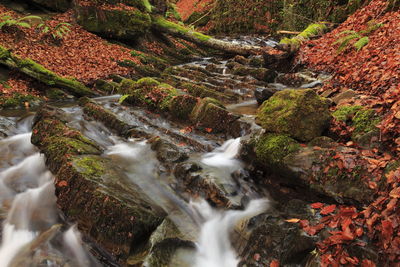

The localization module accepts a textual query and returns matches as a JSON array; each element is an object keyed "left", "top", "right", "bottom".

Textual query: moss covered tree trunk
[{"left": 152, "top": 16, "right": 267, "bottom": 56}]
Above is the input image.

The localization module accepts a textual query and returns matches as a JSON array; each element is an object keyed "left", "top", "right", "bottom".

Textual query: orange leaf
[
  {"left": 270, "top": 260, "right": 279, "bottom": 267},
  {"left": 320, "top": 204, "right": 337, "bottom": 215},
  {"left": 285, "top": 218, "right": 300, "bottom": 223},
  {"left": 58, "top": 180, "right": 68, "bottom": 187}
]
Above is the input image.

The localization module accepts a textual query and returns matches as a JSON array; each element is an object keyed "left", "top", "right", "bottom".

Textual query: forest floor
[{"left": 294, "top": 1, "right": 400, "bottom": 265}]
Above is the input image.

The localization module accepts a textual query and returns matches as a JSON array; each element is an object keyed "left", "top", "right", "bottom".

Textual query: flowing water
[
  {"left": 0, "top": 104, "right": 269, "bottom": 266},
  {"left": 0, "top": 113, "right": 98, "bottom": 266}
]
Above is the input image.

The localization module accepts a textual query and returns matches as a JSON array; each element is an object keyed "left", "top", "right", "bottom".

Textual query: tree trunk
[{"left": 152, "top": 16, "right": 278, "bottom": 56}]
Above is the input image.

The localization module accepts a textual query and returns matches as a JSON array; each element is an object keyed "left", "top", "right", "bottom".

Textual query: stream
[{"left": 0, "top": 37, "right": 328, "bottom": 266}]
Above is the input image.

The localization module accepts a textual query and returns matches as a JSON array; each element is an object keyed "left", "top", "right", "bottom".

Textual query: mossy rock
[
  {"left": 74, "top": 4, "right": 152, "bottom": 39},
  {"left": 255, "top": 133, "right": 300, "bottom": 168},
  {"left": 232, "top": 66, "right": 277, "bottom": 82},
  {"left": 79, "top": 97, "right": 133, "bottom": 135},
  {"left": 95, "top": 79, "right": 120, "bottom": 94},
  {"left": 0, "top": 93, "right": 41, "bottom": 109},
  {"left": 180, "top": 82, "right": 237, "bottom": 102},
  {"left": 169, "top": 95, "right": 198, "bottom": 120},
  {"left": 190, "top": 98, "right": 239, "bottom": 133},
  {"left": 189, "top": 97, "right": 224, "bottom": 122},
  {"left": 31, "top": 106, "right": 165, "bottom": 264},
  {"left": 257, "top": 89, "right": 331, "bottom": 142},
  {"left": 125, "top": 80, "right": 178, "bottom": 112}
]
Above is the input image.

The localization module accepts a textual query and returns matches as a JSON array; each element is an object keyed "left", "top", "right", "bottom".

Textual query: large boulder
[
  {"left": 31, "top": 106, "right": 165, "bottom": 264},
  {"left": 256, "top": 89, "right": 331, "bottom": 142}
]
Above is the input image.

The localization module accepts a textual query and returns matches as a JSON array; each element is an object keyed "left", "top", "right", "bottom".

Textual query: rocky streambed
[{"left": 0, "top": 37, "right": 387, "bottom": 266}]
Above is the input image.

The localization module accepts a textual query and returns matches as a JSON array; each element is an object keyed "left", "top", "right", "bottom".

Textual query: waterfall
[{"left": 191, "top": 199, "right": 269, "bottom": 267}]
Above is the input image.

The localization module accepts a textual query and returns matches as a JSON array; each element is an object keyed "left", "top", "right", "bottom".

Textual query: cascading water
[
  {"left": 0, "top": 115, "right": 96, "bottom": 266},
  {"left": 190, "top": 198, "right": 268, "bottom": 267}
]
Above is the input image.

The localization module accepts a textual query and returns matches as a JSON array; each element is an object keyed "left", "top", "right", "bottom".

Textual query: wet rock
[
  {"left": 174, "top": 162, "right": 241, "bottom": 208},
  {"left": 254, "top": 133, "right": 300, "bottom": 169},
  {"left": 332, "top": 89, "right": 357, "bottom": 105},
  {"left": 79, "top": 97, "right": 134, "bottom": 136},
  {"left": 226, "top": 61, "right": 242, "bottom": 70},
  {"left": 239, "top": 214, "right": 317, "bottom": 266},
  {"left": 150, "top": 138, "right": 188, "bottom": 163},
  {"left": 254, "top": 87, "right": 278, "bottom": 104},
  {"left": 243, "top": 130, "right": 377, "bottom": 205},
  {"left": 190, "top": 97, "right": 240, "bottom": 134},
  {"left": 31, "top": 106, "right": 165, "bottom": 264},
  {"left": 256, "top": 89, "right": 331, "bottom": 142},
  {"left": 139, "top": 219, "right": 196, "bottom": 267},
  {"left": 233, "top": 66, "right": 277, "bottom": 82},
  {"left": 0, "top": 117, "right": 15, "bottom": 138}
]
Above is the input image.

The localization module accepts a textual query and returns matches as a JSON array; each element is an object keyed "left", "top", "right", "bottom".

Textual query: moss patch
[
  {"left": 257, "top": 89, "right": 331, "bottom": 142},
  {"left": 255, "top": 134, "right": 300, "bottom": 167},
  {"left": 353, "top": 109, "right": 380, "bottom": 135},
  {"left": 332, "top": 105, "right": 363, "bottom": 122}
]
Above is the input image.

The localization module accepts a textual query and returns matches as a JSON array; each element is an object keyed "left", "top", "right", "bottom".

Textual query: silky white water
[
  {"left": 0, "top": 117, "right": 95, "bottom": 266},
  {"left": 191, "top": 198, "right": 268, "bottom": 267}
]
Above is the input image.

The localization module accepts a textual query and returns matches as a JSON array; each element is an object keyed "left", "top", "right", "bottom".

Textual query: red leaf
[
  {"left": 320, "top": 204, "right": 337, "bottom": 215},
  {"left": 311, "top": 202, "right": 324, "bottom": 209},
  {"left": 270, "top": 259, "right": 279, "bottom": 267},
  {"left": 361, "top": 259, "right": 376, "bottom": 267}
]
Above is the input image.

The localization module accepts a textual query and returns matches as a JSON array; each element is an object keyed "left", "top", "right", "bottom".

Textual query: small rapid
[
  {"left": 0, "top": 115, "right": 96, "bottom": 266},
  {"left": 191, "top": 198, "right": 268, "bottom": 267}
]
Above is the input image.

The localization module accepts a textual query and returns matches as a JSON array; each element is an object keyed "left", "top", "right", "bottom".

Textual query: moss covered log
[
  {"left": 151, "top": 16, "right": 270, "bottom": 56},
  {"left": 0, "top": 46, "right": 94, "bottom": 97}
]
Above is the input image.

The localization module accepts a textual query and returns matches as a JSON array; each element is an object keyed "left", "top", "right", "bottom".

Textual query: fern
[
  {"left": 353, "top": 36, "right": 369, "bottom": 51},
  {"left": 334, "top": 20, "right": 383, "bottom": 53},
  {"left": 0, "top": 14, "right": 42, "bottom": 31},
  {"left": 334, "top": 33, "right": 361, "bottom": 52},
  {"left": 37, "top": 22, "right": 71, "bottom": 41}
]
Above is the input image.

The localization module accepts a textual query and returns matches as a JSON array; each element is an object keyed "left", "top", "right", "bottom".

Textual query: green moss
[
  {"left": 190, "top": 97, "right": 224, "bottom": 122},
  {"left": 332, "top": 105, "right": 363, "bottom": 122},
  {"left": 298, "top": 23, "right": 328, "bottom": 39},
  {"left": 255, "top": 134, "right": 300, "bottom": 167},
  {"left": 46, "top": 88, "right": 67, "bottom": 99},
  {"left": 74, "top": 156, "right": 106, "bottom": 177},
  {"left": 0, "top": 93, "right": 41, "bottom": 109},
  {"left": 137, "top": 77, "right": 161, "bottom": 87},
  {"left": 153, "top": 16, "right": 211, "bottom": 42},
  {"left": 75, "top": 6, "right": 151, "bottom": 38},
  {"left": 0, "top": 45, "right": 93, "bottom": 96},
  {"left": 352, "top": 109, "right": 380, "bottom": 135},
  {"left": 280, "top": 23, "right": 327, "bottom": 50},
  {"left": 169, "top": 95, "right": 198, "bottom": 120},
  {"left": 257, "top": 89, "right": 331, "bottom": 142}
]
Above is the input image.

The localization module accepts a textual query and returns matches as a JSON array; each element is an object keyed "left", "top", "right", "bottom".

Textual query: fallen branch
[{"left": 0, "top": 45, "right": 94, "bottom": 97}]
